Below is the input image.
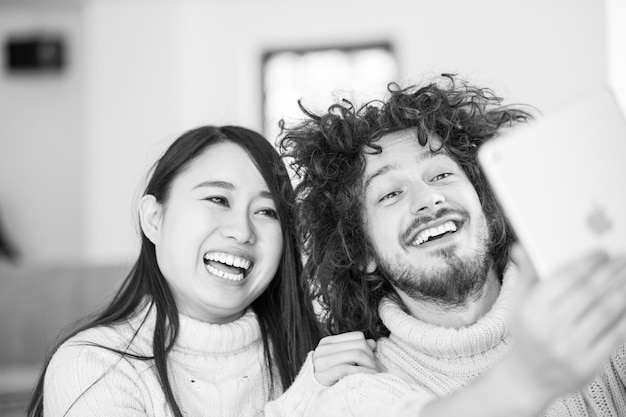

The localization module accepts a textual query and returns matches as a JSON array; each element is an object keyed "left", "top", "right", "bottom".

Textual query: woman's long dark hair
[{"left": 28, "top": 125, "right": 322, "bottom": 417}]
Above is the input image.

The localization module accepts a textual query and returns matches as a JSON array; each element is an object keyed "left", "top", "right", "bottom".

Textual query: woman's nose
[{"left": 221, "top": 212, "right": 256, "bottom": 244}]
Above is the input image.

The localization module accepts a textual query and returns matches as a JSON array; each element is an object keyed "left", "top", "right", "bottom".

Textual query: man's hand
[
  {"left": 507, "top": 244, "right": 626, "bottom": 402},
  {"left": 312, "top": 331, "right": 378, "bottom": 386}
]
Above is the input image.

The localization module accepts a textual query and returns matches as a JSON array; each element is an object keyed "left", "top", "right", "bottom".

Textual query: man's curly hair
[{"left": 279, "top": 74, "right": 534, "bottom": 339}]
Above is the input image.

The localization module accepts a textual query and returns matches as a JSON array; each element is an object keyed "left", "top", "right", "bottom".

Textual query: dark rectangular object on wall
[{"left": 4, "top": 35, "right": 65, "bottom": 72}]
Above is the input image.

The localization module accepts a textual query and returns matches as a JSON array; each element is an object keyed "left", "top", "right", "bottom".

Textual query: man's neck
[{"left": 397, "top": 268, "right": 502, "bottom": 329}]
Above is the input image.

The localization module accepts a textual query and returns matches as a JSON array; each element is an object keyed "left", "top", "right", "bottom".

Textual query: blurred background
[
  {"left": 0, "top": 0, "right": 624, "bottom": 415},
  {"left": 1, "top": 0, "right": 625, "bottom": 266}
]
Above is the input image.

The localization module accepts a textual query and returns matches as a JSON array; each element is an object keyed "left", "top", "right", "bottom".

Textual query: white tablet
[{"left": 478, "top": 86, "right": 626, "bottom": 279}]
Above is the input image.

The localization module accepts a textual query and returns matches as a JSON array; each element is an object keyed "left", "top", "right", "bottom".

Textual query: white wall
[
  {"left": 608, "top": 0, "right": 626, "bottom": 111},
  {"left": 0, "top": 6, "right": 84, "bottom": 264},
  {"left": 0, "top": 0, "right": 611, "bottom": 265},
  {"left": 82, "top": 1, "right": 191, "bottom": 264}
]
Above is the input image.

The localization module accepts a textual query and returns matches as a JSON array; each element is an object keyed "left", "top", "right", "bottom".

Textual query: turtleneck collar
[
  {"left": 127, "top": 300, "right": 262, "bottom": 355},
  {"left": 379, "top": 266, "right": 517, "bottom": 360}
]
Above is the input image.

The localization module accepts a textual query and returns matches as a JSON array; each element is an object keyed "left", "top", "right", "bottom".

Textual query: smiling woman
[
  {"left": 139, "top": 140, "right": 284, "bottom": 325},
  {"left": 25, "top": 125, "right": 378, "bottom": 417}
]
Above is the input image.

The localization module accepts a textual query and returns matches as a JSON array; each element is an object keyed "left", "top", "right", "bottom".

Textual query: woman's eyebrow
[
  {"left": 259, "top": 190, "right": 273, "bottom": 200},
  {"left": 194, "top": 181, "right": 274, "bottom": 200},
  {"left": 193, "top": 180, "right": 233, "bottom": 190}
]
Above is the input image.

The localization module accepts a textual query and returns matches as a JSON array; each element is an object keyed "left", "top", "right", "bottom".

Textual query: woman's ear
[
  {"left": 139, "top": 194, "right": 163, "bottom": 244},
  {"left": 365, "top": 257, "right": 377, "bottom": 274}
]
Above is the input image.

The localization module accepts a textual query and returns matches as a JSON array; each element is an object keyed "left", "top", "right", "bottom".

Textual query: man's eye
[
  {"left": 256, "top": 208, "right": 279, "bottom": 219},
  {"left": 206, "top": 196, "right": 229, "bottom": 207},
  {"left": 379, "top": 190, "right": 402, "bottom": 202},
  {"left": 432, "top": 173, "right": 452, "bottom": 181}
]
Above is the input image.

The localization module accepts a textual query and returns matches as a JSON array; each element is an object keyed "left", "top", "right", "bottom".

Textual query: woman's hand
[{"left": 312, "top": 331, "right": 378, "bottom": 386}]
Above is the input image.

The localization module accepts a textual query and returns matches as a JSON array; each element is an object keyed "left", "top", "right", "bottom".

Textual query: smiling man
[
  {"left": 362, "top": 129, "right": 499, "bottom": 329},
  {"left": 279, "top": 75, "right": 626, "bottom": 416}
]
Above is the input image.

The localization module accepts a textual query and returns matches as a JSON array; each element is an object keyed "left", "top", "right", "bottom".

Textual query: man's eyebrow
[
  {"left": 363, "top": 149, "right": 442, "bottom": 191},
  {"left": 416, "top": 148, "right": 440, "bottom": 163},
  {"left": 364, "top": 164, "right": 395, "bottom": 191}
]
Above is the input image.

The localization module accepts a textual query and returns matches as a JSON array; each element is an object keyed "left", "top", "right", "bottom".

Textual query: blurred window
[{"left": 262, "top": 43, "right": 398, "bottom": 143}]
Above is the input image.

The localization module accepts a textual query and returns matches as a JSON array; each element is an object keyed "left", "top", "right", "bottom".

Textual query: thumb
[{"left": 510, "top": 243, "right": 539, "bottom": 304}]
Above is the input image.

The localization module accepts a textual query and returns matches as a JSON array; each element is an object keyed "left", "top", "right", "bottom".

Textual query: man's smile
[
  {"left": 410, "top": 220, "right": 458, "bottom": 246},
  {"left": 403, "top": 212, "right": 467, "bottom": 248}
]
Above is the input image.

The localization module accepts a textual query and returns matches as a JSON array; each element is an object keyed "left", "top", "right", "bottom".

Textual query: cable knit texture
[
  {"left": 312, "top": 268, "right": 626, "bottom": 417},
  {"left": 43, "top": 302, "right": 325, "bottom": 417}
]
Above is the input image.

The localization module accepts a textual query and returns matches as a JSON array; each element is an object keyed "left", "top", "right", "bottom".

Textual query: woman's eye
[
  {"left": 206, "top": 196, "right": 229, "bottom": 207},
  {"left": 379, "top": 190, "right": 402, "bottom": 202},
  {"left": 432, "top": 173, "right": 452, "bottom": 181},
  {"left": 256, "top": 208, "right": 279, "bottom": 219}
]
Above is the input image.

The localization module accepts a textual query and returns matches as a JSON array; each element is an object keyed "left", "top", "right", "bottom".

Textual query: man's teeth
[
  {"left": 412, "top": 221, "right": 457, "bottom": 246},
  {"left": 203, "top": 252, "right": 251, "bottom": 282}
]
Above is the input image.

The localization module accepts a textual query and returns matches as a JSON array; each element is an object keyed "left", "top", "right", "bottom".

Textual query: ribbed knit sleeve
[
  {"left": 263, "top": 352, "right": 327, "bottom": 417},
  {"left": 43, "top": 327, "right": 161, "bottom": 417},
  {"left": 309, "top": 372, "right": 431, "bottom": 417},
  {"left": 543, "top": 344, "right": 626, "bottom": 416}
]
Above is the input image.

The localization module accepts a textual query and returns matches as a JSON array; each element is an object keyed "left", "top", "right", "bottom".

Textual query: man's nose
[{"left": 409, "top": 182, "right": 445, "bottom": 214}]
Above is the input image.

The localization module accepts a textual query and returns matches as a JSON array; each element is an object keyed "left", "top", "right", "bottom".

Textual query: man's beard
[{"left": 375, "top": 219, "right": 492, "bottom": 308}]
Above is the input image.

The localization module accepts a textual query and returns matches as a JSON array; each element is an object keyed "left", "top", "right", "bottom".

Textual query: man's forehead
[
  {"left": 369, "top": 128, "right": 443, "bottom": 155},
  {"left": 379, "top": 128, "right": 419, "bottom": 144},
  {"left": 362, "top": 129, "right": 445, "bottom": 190}
]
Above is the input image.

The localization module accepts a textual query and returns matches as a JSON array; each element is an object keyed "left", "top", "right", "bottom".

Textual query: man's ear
[
  {"left": 139, "top": 194, "right": 163, "bottom": 245},
  {"left": 365, "top": 257, "right": 377, "bottom": 274}
]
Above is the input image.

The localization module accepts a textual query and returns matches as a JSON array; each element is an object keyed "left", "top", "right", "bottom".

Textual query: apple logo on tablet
[{"left": 587, "top": 205, "right": 612, "bottom": 236}]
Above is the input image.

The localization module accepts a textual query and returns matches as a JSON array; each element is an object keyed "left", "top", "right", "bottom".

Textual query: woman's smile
[{"left": 203, "top": 251, "right": 253, "bottom": 282}]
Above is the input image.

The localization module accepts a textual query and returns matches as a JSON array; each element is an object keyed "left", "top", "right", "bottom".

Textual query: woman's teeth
[
  {"left": 203, "top": 252, "right": 252, "bottom": 282},
  {"left": 206, "top": 264, "right": 244, "bottom": 281},
  {"left": 204, "top": 252, "right": 251, "bottom": 269}
]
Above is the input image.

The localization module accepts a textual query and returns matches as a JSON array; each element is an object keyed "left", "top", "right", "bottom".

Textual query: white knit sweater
[
  {"left": 312, "top": 268, "right": 626, "bottom": 417},
  {"left": 43, "top": 303, "right": 325, "bottom": 417}
]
